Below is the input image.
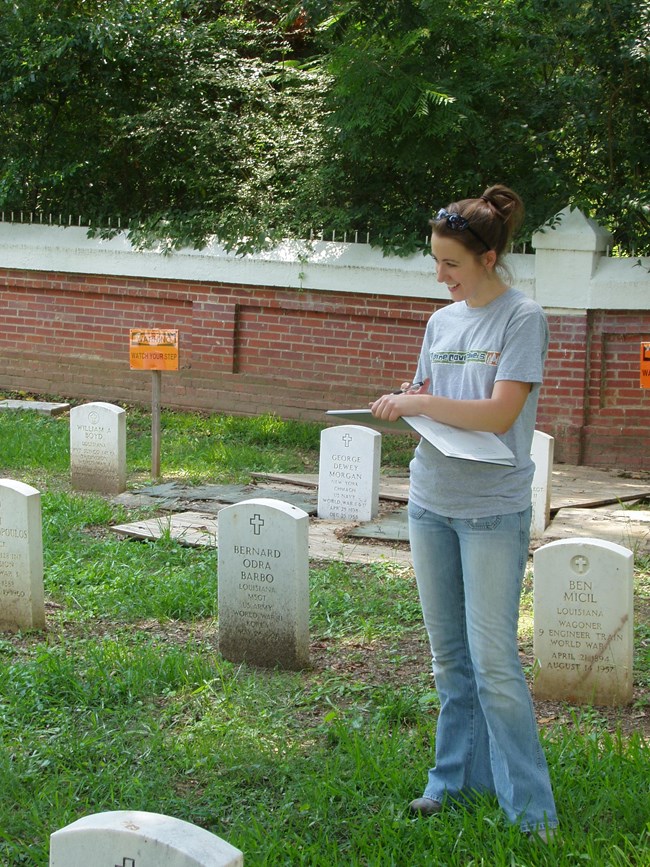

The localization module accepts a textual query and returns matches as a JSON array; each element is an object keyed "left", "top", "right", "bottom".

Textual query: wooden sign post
[{"left": 129, "top": 329, "right": 179, "bottom": 479}]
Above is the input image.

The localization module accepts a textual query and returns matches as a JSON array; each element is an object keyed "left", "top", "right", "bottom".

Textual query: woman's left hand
[{"left": 370, "top": 393, "right": 409, "bottom": 421}]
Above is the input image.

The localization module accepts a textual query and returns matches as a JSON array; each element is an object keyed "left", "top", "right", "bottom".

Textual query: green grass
[
  {"left": 0, "top": 402, "right": 415, "bottom": 485},
  {"left": 0, "top": 401, "right": 649, "bottom": 866}
]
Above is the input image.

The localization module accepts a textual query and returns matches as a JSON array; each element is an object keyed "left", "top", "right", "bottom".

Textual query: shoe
[
  {"left": 408, "top": 797, "right": 443, "bottom": 817},
  {"left": 527, "top": 827, "right": 559, "bottom": 844}
]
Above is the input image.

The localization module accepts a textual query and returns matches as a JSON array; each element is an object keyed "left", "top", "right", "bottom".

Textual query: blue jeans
[{"left": 408, "top": 502, "right": 558, "bottom": 832}]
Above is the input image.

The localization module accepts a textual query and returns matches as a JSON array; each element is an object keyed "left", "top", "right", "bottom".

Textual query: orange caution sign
[
  {"left": 130, "top": 329, "right": 179, "bottom": 371},
  {"left": 640, "top": 342, "right": 650, "bottom": 388}
]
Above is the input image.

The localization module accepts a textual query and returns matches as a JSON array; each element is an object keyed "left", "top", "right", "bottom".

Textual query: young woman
[{"left": 370, "top": 185, "right": 558, "bottom": 840}]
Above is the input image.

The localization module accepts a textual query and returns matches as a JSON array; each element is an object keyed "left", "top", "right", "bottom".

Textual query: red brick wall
[
  {"left": 582, "top": 312, "right": 650, "bottom": 470},
  {"left": 537, "top": 314, "right": 590, "bottom": 466},
  {"left": 2, "top": 267, "right": 650, "bottom": 471}
]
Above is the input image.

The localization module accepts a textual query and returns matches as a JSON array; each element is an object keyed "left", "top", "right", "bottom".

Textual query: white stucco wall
[{"left": 0, "top": 207, "right": 648, "bottom": 310}]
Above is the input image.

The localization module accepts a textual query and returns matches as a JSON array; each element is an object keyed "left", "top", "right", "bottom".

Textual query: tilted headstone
[
  {"left": 49, "top": 810, "right": 243, "bottom": 866},
  {"left": 530, "top": 430, "right": 554, "bottom": 539},
  {"left": 70, "top": 402, "right": 126, "bottom": 494},
  {"left": 317, "top": 425, "right": 381, "bottom": 521},
  {"left": 218, "top": 498, "right": 309, "bottom": 670},
  {"left": 0, "top": 479, "right": 45, "bottom": 632},
  {"left": 533, "top": 538, "right": 634, "bottom": 705}
]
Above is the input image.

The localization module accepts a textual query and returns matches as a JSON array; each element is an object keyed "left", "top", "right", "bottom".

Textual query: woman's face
[{"left": 430, "top": 234, "right": 497, "bottom": 307}]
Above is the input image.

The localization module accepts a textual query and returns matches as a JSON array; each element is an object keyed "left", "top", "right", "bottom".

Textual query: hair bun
[{"left": 481, "top": 184, "right": 524, "bottom": 232}]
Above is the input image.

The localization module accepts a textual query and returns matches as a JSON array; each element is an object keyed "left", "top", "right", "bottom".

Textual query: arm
[{"left": 370, "top": 379, "right": 532, "bottom": 435}]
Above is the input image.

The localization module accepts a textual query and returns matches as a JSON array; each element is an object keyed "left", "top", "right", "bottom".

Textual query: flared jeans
[{"left": 408, "top": 502, "right": 558, "bottom": 832}]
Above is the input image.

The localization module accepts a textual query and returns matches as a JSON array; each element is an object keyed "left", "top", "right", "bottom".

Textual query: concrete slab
[
  {"left": 110, "top": 466, "right": 650, "bottom": 563},
  {"left": 255, "top": 468, "right": 650, "bottom": 550},
  {"left": 347, "top": 502, "right": 650, "bottom": 551},
  {"left": 116, "top": 481, "right": 317, "bottom": 515},
  {"left": 111, "top": 510, "right": 220, "bottom": 547},
  {"left": 346, "top": 505, "right": 409, "bottom": 541},
  {"left": 110, "top": 509, "right": 413, "bottom": 565},
  {"left": 0, "top": 399, "right": 70, "bottom": 416},
  {"left": 255, "top": 468, "right": 650, "bottom": 509},
  {"left": 550, "top": 465, "right": 650, "bottom": 510},
  {"left": 540, "top": 507, "right": 650, "bottom": 553}
]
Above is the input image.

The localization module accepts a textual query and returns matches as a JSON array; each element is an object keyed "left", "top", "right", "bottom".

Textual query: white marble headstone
[
  {"left": 530, "top": 430, "right": 554, "bottom": 538},
  {"left": 0, "top": 479, "right": 45, "bottom": 632},
  {"left": 533, "top": 537, "right": 634, "bottom": 705},
  {"left": 70, "top": 402, "right": 126, "bottom": 494},
  {"left": 49, "top": 810, "right": 243, "bottom": 866},
  {"left": 317, "top": 425, "right": 381, "bottom": 521},
  {"left": 218, "top": 498, "right": 309, "bottom": 670}
]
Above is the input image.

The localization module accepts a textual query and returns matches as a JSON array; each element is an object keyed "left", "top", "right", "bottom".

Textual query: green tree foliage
[
  {"left": 0, "top": 0, "right": 328, "bottom": 251},
  {"left": 0, "top": 0, "right": 648, "bottom": 253},
  {"left": 307, "top": 0, "right": 650, "bottom": 253}
]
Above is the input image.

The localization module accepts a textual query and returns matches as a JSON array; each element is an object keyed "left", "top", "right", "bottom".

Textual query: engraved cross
[
  {"left": 572, "top": 555, "right": 589, "bottom": 574},
  {"left": 250, "top": 514, "right": 265, "bottom": 535}
]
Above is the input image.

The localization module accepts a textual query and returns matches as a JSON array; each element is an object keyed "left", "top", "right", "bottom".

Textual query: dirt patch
[
  {"left": 306, "top": 633, "right": 650, "bottom": 740},
  {"left": 26, "top": 605, "right": 648, "bottom": 740}
]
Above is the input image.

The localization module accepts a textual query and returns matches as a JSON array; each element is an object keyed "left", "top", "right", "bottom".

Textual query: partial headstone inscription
[
  {"left": 530, "top": 430, "right": 554, "bottom": 539},
  {"left": 70, "top": 402, "right": 126, "bottom": 494},
  {"left": 318, "top": 425, "right": 381, "bottom": 521},
  {"left": 533, "top": 538, "right": 634, "bottom": 705},
  {"left": 218, "top": 498, "right": 309, "bottom": 670},
  {"left": 49, "top": 810, "right": 243, "bottom": 867},
  {"left": 0, "top": 479, "right": 45, "bottom": 632}
]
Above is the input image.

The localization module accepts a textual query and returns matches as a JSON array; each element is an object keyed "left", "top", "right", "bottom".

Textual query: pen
[{"left": 393, "top": 380, "right": 425, "bottom": 395}]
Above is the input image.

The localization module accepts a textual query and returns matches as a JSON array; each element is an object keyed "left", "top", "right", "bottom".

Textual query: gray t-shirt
[{"left": 409, "top": 288, "right": 549, "bottom": 518}]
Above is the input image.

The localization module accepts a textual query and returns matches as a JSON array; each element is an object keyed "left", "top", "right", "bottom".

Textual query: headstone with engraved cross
[
  {"left": 317, "top": 425, "right": 381, "bottom": 521},
  {"left": 217, "top": 497, "right": 309, "bottom": 670},
  {"left": 49, "top": 810, "right": 243, "bottom": 866},
  {"left": 533, "top": 537, "right": 634, "bottom": 705}
]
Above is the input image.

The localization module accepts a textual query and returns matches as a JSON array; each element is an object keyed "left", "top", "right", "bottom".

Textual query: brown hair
[{"left": 429, "top": 184, "right": 525, "bottom": 265}]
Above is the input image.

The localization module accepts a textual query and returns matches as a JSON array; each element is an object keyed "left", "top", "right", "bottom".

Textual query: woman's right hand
[{"left": 398, "top": 378, "right": 430, "bottom": 395}]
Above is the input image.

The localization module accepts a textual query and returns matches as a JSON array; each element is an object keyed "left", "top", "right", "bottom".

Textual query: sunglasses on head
[{"left": 434, "top": 208, "right": 491, "bottom": 252}]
